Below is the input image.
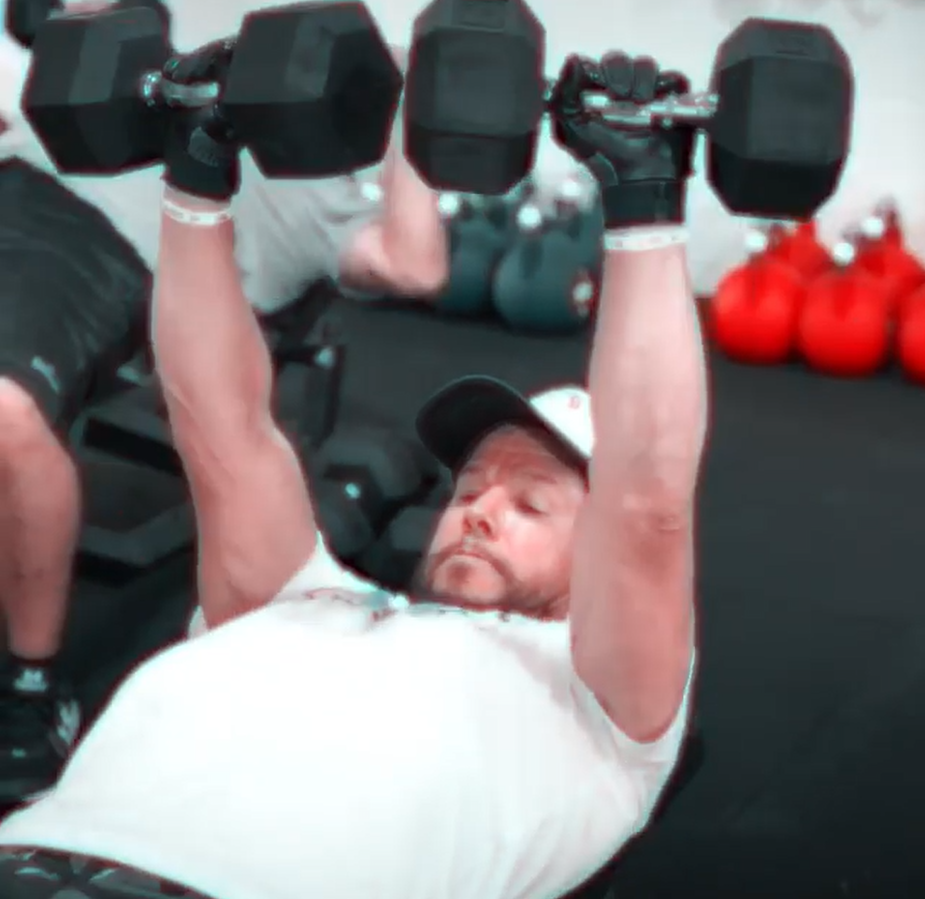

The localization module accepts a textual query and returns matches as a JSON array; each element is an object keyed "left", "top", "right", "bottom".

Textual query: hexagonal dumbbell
[{"left": 311, "top": 425, "right": 438, "bottom": 561}]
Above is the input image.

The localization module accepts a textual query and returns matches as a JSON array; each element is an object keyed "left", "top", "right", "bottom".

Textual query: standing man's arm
[
  {"left": 339, "top": 48, "right": 448, "bottom": 297},
  {"left": 553, "top": 56, "right": 705, "bottom": 744},
  {"left": 339, "top": 137, "right": 448, "bottom": 297}
]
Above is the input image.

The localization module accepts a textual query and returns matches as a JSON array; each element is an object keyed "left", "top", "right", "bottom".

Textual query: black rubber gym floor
[{"left": 19, "top": 298, "right": 925, "bottom": 899}]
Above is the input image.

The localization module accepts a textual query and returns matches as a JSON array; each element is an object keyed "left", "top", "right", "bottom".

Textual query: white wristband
[
  {"left": 162, "top": 196, "right": 233, "bottom": 227},
  {"left": 604, "top": 226, "right": 688, "bottom": 253}
]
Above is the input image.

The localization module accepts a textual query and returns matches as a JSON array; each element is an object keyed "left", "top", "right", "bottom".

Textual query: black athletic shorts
[
  {"left": 0, "top": 159, "right": 151, "bottom": 433},
  {"left": 0, "top": 846, "right": 215, "bottom": 898}
]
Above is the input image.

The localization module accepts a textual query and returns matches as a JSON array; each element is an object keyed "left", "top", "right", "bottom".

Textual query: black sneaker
[{"left": 0, "top": 664, "right": 82, "bottom": 805}]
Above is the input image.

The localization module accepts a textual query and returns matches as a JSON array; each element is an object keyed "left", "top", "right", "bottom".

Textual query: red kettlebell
[
  {"left": 708, "top": 227, "right": 805, "bottom": 365},
  {"left": 896, "top": 283, "right": 925, "bottom": 385},
  {"left": 855, "top": 200, "right": 925, "bottom": 317},
  {"left": 796, "top": 233, "right": 892, "bottom": 377},
  {"left": 767, "top": 219, "right": 833, "bottom": 281}
]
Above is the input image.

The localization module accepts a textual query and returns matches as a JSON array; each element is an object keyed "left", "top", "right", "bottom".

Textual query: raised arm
[
  {"left": 153, "top": 47, "right": 319, "bottom": 630},
  {"left": 570, "top": 238, "right": 703, "bottom": 743},
  {"left": 550, "top": 56, "right": 705, "bottom": 743},
  {"left": 154, "top": 188, "right": 317, "bottom": 630}
]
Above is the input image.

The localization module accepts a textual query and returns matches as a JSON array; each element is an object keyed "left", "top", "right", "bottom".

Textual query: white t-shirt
[
  {"left": 0, "top": 35, "right": 381, "bottom": 314},
  {"left": 0, "top": 534, "right": 696, "bottom": 899}
]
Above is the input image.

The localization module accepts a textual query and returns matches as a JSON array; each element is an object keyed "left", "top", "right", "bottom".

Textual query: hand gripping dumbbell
[
  {"left": 403, "top": 0, "right": 855, "bottom": 220},
  {"left": 22, "top": 0, "right": 403, "bottom": 177}
]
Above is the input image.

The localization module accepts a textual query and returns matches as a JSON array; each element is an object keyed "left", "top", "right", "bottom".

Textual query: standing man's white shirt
[
  {"left": 0, "top": 536, "right": 695, "bottom": 899},
  {"left": 0, "top": 33, "right": 381, "bottom": 314}
]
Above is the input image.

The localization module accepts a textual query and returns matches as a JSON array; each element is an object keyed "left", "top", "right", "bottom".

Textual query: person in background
[
  {"left": 0, "top": 2, "right": 445, "bottom": 803},
  {"left": 0, "top": 49, "right": 704, "bottom": 899}
]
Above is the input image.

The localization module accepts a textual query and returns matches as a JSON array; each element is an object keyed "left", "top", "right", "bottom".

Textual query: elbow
[
  {"left": 383, "top": 241, "right": 449, "bottom": 298},
  {"left": 625, "top": 495, "right": 692, "bottom": 534},
  {"left": 343, "top": 223, "right": 449, "bottom": 298},
  {"left": 391, "top": 260, "right": 448, "bottom": 297},
  {"left": 588, "top": 445, "right": 701, "bottom": 533},
  {"left": 380, "top": 208, "right": 450, "bottom": 297},
  {"left": 592, "top": 490, "right": 694, "bottom": 539}
]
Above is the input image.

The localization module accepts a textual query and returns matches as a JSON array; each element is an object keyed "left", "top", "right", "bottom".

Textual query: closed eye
[{"left": 516, "top": 497, "right": 546, "bottom": 515}]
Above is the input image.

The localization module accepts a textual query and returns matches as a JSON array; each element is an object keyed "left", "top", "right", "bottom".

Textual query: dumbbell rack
[{"left": 69, "top": 279, "right": 346, "bottom": 585}]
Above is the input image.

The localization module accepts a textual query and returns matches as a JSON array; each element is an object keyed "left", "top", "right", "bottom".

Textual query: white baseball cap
[{"left": 415, "top": 376, "right": 593, "bottom": 473}]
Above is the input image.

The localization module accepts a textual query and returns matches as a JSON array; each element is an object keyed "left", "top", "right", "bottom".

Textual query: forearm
[
  {"left": 153, "top": 186, "right": 274, "bottom": 438},
  {"left": 587, "top": 233, "right": 708, "bottom": 513},
  {"left": 343, "top": 135, "right": 447, "bottom": 294},
  {"left": 379, "top": 140, "right": 447, "bottom": 285}
]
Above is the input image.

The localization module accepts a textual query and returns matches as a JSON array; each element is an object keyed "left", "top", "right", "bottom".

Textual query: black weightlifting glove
[
  {"left": 161, "top": 39, "right": 241, "bottom": 201},
  {"left": 549, "top": 53, "right": 695, "bottom": 229}
]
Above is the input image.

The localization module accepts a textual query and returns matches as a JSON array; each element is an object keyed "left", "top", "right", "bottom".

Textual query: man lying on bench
[
  {"left": 0, "top": 11, "right": 442, "bottom": 799},
  {"left": 0, "top": 48, "right": 703, "bottom": 899}
]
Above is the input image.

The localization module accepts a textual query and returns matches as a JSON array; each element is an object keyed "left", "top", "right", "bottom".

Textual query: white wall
[
  {"left": 165, "top": 0, "right": 925, "bottom": 294},
  {"left": 38, "top": 0, "right": 925, "bottom": 293}
]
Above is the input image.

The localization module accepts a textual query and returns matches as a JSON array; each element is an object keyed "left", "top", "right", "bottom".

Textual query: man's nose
[{"left": 463, "top": 488, "right": 504, "bottom": 539}]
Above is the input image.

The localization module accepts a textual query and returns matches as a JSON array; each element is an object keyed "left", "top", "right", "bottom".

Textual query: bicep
[
  {"left": 173, "top": 414, "right": 317, "bottom": 629},
  {"left": 569, "top": 501, "right": 695, "bottom": 744}
]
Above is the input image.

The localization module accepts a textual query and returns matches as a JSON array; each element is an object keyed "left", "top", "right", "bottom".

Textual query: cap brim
[{"left": 415, "top": 375, "right": 585, "bottom": 473}]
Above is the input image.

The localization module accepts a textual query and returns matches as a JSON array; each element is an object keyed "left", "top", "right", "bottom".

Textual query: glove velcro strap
[{"left": 601, "top": 180, "right": 686, "bottom": 230}]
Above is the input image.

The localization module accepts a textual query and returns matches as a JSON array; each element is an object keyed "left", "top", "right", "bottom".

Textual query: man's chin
[{"left": 426, "top": 557, "right": 507, "bottom": 605}]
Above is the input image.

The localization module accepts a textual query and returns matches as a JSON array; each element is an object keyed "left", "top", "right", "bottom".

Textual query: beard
[{"left": 409, "top": 543, "right": 538, "bottom": 616}]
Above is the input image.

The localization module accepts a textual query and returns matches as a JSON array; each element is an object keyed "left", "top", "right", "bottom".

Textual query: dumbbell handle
[
  {"left": 146, "top": 67, "right": 715, "bottom": 125},
  {"left": 581, "top": 90, "right": 717, "bottom": 127},
  {"left": 140, "top": 70, "right": 221, "bottom": 108},
  {"left": 138, "top": 39, "right": 238, "bottom": 110},
  {"left": 543, "top": 80, "right": 717, "bottom": 128}
]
